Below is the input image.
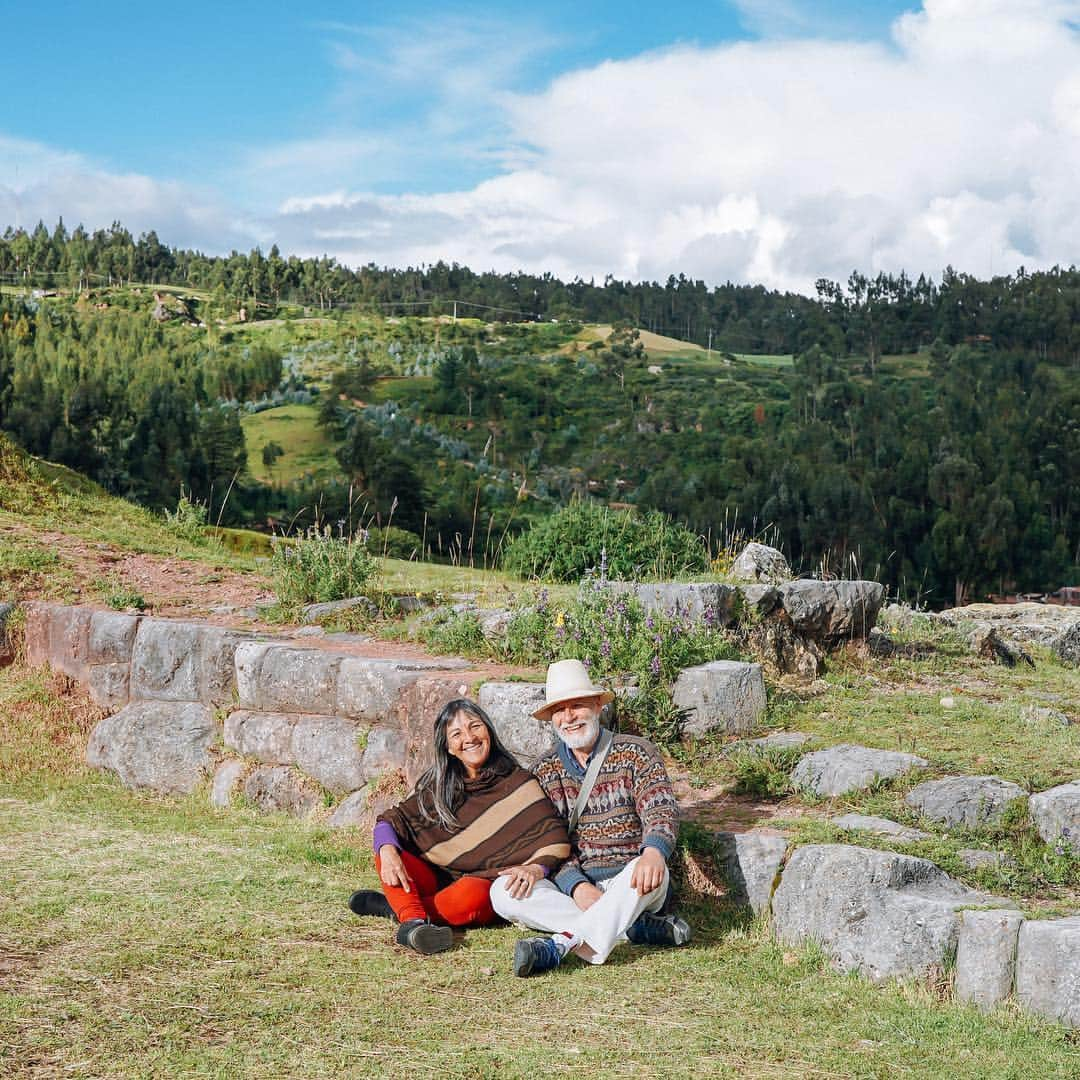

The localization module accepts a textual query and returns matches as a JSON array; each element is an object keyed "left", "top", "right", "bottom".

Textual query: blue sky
[
  {"left": 3, "top": 2, "right": 1080, "bottom": 291},
  {"left": 7, "top": 1, "right": 909, "bottom": 194}
]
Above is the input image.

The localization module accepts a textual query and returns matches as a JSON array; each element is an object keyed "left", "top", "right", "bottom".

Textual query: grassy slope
[{"left": 3, "top": 666, "right": 1079, "bottom": 1079}]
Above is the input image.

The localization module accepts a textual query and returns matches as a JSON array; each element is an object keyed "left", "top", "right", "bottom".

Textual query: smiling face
[
  {"left": 445, "top": 710, "right": 493, "bottom": 778},
  {"left": 550, "top": 696, "right": 603, "bottom": 753}
]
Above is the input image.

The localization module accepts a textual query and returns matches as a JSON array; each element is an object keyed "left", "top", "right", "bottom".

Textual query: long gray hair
[{"left": 415, "top": 699, "right": 513, "bottom": 831}]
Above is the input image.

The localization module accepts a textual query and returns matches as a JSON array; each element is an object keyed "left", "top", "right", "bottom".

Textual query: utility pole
[
  {"left": 707, "top": 328, "right": 712, "bottom": 359},
  {"left": 453, "top": 300, "right": 457, "bottom": 324}
]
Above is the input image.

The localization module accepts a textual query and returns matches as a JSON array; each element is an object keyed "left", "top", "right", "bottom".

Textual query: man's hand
[
  {"left": 631, "top": 847, "right": 667, "bottom": 896},
  {"left": 377, "top": 846, "right": 413, "bottom": 893},
  {"left": 497, "top": 863, "right": 544, "bottom": 900},
  {"left": 571, "top": 881, "right": 604, "bottom": 911}
]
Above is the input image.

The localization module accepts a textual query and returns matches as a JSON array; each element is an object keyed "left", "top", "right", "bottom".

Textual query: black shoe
[
  {"left": 512, "top": 936, "right": 563, "bottom": 977},
  {"left": 626, "top": 912, "right": 692, "bottom": 947},
  {"left": 395, "top": 919, "right": 454, "bottom": 955},
  {"left": 348, "top": 889, "right": 395, "bottom": 920}
]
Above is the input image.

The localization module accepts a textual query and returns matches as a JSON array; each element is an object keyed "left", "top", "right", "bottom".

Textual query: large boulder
[
  {"left": 85, "top": 609, "right": 144, "bottom": 707},
  {"left": 337, "top": 657, "right": 426, "bottom": 722},
  {"left": 1028, "top": 781, "right": 1080, "bottom": 851},
  {"left": 87, "top": 610, "right": 141, "bottom": 665},
  {"left": 1051, "top": 622, "right": 1080, "bottom": 667},
  {"left": 129, "top": 619, "right": 203, "bottom": 701},
  {"left": 955, "top": 909, "right": 1024, "bottom": 1011},
  {"left": 33, "top": 603, "right": 93, "bottom": 679},
  {"left": 477, "top": 682, "right": 555, "bottom": 766},
  {"left": 731, "top": 543, "right": 791, "bottom": 584},
  {"left": 361, "top": 725, "right": 409, "bottom": 777},
  {"left": 671, "top": 660, "right": 766, "bottom": 737},
  {"left": 727, "top": 731, "right": 810, "bottom": 754},
  {"left": 327, "top": 789, "right": 370, "bottom": 828},
  {"left": 735, "top": 584, "right": 781, "bottom": 617},
  {"left": 831, "top": 814, "right": 930, "bottom": 843},
  {"left": 242, "top": 766, "right": 320, "bottom": 816},
  {"left": 236, "top": 643, "right": 343, "bottom": 714},
  {"left": 86, "top": 700, "right": 216, "bottom": 795},
  {"left": 966, "top": 626, "right": 1034, "bottom": 669},
  {"left": 713, "top": 830, "right": 790, "bottom": 914},
  {"left": 778, "top": 580, "right": 886, "bottom": 644},
  {"left": 300, "top": 596, "right": 377, "bottom": 625},
  {"left": 746, "top": 616, "right": 824, "bottom": 679},
  {"left": 771, "top": 844, "right": 1005, "bottom": 982},
  {"left": 86, "top": 663, "right": 131, "bottom": 709},
  {"left": 791, "top": 744, "right": 927, "bottom": 797},
  {"left": 292, "top": 715, "right": 368, "bottom": 793},
  {"left": 904, "top": 776, "right": 1028, "bottom": 829},
  {"left": 622, "top": 582, "right": 741, "bottom": 626},
  {"left": 224, "top": 710, "right": 297, "bottom": 763},
  {"left": 1015, "top": 916, "right": 1080, "bottom": 1027},
  {"left": 937, "top": 603, "right": 1079, "bottom": 648}
]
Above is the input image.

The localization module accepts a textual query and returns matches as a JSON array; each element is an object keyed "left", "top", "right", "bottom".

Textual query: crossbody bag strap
[{"left": 568, "top": 727, "right": 614, "bottom": 833}]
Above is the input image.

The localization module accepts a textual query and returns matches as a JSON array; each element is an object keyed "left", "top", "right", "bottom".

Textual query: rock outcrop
[
  {"left": 904, "top": 776, "right": 1028, "bottom": 829},
  {"left": 772, "top": 844, "right": 1006, "bottom": 982},
  {"left": 791, "top": 744, "right": 928, "bottom": 797}
]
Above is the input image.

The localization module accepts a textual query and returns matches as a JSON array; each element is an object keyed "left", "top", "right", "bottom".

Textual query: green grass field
[{"left": 240, "top": 404, "right": 342, "bottom": 485}]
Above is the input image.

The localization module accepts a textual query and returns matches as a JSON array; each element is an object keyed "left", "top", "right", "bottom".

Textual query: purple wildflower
[
  {"left": 600, "top": 638, "right": 612, "bottom": 658},
  {"left": 650, "top": 654, "right": 661, "bottom": 677}
]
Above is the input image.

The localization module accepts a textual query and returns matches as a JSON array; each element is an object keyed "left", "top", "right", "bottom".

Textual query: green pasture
[{"left": 240, "top": 404, "right": 341, "bottom": 485}]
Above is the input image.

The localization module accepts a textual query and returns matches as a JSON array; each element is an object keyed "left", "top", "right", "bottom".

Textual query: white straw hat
[{"left": 532, "top": 658, "right": 614, "bottom": 720}]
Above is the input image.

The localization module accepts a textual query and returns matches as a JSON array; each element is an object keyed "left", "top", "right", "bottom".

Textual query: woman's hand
[
  {"left": 378, "top": 846, "right": 413, "bottom": 893},
  {"left": 498, "top": 863, "right": 544, "bottom": 900}
]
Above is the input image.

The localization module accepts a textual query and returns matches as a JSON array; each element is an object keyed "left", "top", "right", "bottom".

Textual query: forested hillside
[{"left": 0, "top": 222, "right": 1077, "bottom": 606}]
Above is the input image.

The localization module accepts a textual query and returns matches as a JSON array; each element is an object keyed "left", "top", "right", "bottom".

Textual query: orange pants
[{"left": 376, "top": 849, "right": 496, "bottom": 927}]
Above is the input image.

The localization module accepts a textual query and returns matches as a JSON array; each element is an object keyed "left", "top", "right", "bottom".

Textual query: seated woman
[{"left": 348, "top": 699, "right": 570, "bottom": 954}]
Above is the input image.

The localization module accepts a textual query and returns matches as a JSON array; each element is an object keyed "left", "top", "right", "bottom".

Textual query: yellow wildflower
[{"left": 554, "top": 611, "right": 565, "bottom": 628}]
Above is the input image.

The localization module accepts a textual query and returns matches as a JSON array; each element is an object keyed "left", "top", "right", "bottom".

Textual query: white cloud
[
  {"left": 0, "top": 135, "right": 258, "bottom": 251},
  {"left": 6, "top": 3, "right": 1080, "bottom": 293}
]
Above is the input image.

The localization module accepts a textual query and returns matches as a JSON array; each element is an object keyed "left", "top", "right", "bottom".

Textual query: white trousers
[{"left": 490, "top": 856, "right": 668, "bottom": 964}]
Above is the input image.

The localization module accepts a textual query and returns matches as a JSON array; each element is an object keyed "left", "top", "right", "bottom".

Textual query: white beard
[{"left": 557, "top": 714, "right": 600, "bottom": 751}]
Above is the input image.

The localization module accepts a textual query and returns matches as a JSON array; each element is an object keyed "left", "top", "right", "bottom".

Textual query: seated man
[{"left": 491, "top": 658, "right": 691, "bottom": 976}]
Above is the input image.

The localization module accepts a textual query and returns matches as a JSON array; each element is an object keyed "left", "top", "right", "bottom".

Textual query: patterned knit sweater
[
  {"left": 377, "top": 755, "right": 570, "bottom": 880},
  {"left": 533, "top": 733, "right": 679, "bottom": 896}
]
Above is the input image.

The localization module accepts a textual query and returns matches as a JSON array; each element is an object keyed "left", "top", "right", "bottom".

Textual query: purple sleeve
[{"left": 373, "top": 821, "right": 400, "bottom": 853}]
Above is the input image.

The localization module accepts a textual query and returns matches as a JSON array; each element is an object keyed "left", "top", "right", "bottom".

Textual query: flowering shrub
[
  {"left": 270, "top": 525, "right": 377, "bottom": 605},
  {"left": 419, "top": 609, "right": 487, "bottom": 656},
  {"left": 503, "top": 574, "right": 739, "bottom": 745}
]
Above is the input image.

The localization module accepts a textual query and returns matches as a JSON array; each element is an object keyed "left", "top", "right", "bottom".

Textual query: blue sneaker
[
  {"left": 626, "top": 912, "right": 692, "bottom": 947},
  {"left": 513, "top": 936, "right": 563, "bottom": 977}
]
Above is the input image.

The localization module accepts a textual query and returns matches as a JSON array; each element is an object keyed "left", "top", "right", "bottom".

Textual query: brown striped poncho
[{"left": 377, "top": 756, "right": 570, "bottom": 880}]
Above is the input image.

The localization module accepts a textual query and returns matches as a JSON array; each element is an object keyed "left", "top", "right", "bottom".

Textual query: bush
[
  {"left": 270, "top": 526, "right": 378, "bottom": 605},
  {"left": 164, "top": 494, "right": 210, "bottom": 546},
  {"left": 501, "top": 500, "right": 708, "bottom": 583},
  {"left": 366, "top": 526, "right": 423, "bottom": 560},
  {"left": 418, "top": 609, "right": 487, "bottom": 656},
  {"left": 727, "top": 746, "right": 802, "bottom": 798},
  {"left": 502, "top": 579, "right": 739, "bottom": 745}
]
